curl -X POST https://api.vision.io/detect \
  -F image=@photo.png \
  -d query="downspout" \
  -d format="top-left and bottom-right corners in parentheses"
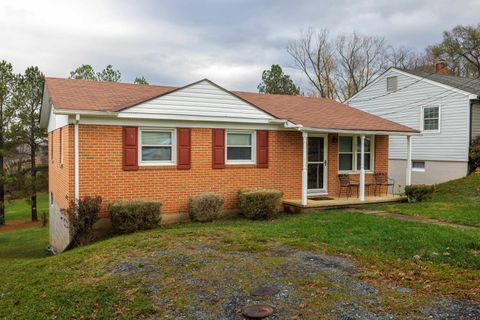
top-left (62, 113), bottom-right (81, 253)
top-left (74, 114), bottom-right (80, 202)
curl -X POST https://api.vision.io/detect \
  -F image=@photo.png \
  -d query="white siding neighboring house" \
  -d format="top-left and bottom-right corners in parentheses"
top-left (347, 65), bottom-right (480, 191)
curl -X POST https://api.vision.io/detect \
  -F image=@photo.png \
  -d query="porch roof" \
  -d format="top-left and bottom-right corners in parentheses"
top-left (43, 77), bottom-right (418, 134)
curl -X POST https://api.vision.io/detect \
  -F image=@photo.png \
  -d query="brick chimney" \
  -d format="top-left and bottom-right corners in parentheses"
top-left (435, 59), bottom-right (448, 75)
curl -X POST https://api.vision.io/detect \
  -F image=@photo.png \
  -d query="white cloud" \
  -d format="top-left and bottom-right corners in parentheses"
top-left (1, 0), bottom-right (479, 91)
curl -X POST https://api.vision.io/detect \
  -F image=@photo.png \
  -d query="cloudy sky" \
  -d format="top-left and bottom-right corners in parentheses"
top-left (1, 0), bottom-right (479, 91)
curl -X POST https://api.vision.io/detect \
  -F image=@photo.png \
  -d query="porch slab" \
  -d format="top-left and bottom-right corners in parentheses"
top-left (283, 194), bottom-right (406, 212)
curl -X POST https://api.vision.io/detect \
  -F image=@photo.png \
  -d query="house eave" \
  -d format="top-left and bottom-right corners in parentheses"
top-left (298, 126), bottom-right (420, 136)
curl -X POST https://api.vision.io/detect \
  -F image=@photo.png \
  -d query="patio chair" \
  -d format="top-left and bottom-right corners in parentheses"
top-left (373, 173), bottom-right (395, 196)
top-left (338, 174), bottom-right (359, 199)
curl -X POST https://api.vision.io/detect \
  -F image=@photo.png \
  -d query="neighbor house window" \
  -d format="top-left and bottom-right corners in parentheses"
top-left (387, 76), bottom-right (398, 92)
top-left (339, 136), bottom-right (353, 171)
top-left (412, 160), bottom-right (425, 172)
top-left (226, 131), bottom-right (255, 164)
top-left (338, 135), bottom-right (375, 172)
top-left (139, 129), bottom-right (175, 165)
top-left (422, 106), bottom-right (440, 132)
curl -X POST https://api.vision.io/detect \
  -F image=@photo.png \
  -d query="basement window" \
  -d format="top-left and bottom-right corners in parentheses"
top-left (386, 76), bottom-right (397, 92)
top-left (412, 160), bottom-right (425, 172)
top-left (139, 128), bottom-right (176, 165)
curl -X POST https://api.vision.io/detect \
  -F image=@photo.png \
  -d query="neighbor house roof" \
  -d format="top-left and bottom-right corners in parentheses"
top-left (44, 77), bottom-right (417, 133)
top-left (400, 69), bottom-right (480, 96)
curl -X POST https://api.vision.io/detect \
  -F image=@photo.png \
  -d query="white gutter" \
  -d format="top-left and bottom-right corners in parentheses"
top-left (297, 126), bottom-right (420, 136)
top-left (74, 114), bottom-right (80, 202)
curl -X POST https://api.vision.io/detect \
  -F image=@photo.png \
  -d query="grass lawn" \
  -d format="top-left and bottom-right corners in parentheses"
top-left (3, 193), bottom-right (49, 222)
top-left (1, 209), bottom-right (480, 319)
top-left (365, 174), bottom-right (480, 227)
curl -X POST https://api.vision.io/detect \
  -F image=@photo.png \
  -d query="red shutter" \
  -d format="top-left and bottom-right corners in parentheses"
top-left (123, 126), bottom-right (138, 171)
top-left (177, 128), bottom-right (191, 170)
top-left (212, 129), bottom-right (225, 169)
top-left (256, 130), bottom-right (269, 168)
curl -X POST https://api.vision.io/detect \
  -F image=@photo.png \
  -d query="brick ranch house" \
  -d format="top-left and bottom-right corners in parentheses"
top-left (40, 78), bottom-right (418, 252)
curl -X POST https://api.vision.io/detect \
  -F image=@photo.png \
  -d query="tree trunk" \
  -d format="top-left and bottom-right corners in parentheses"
top-left (0, 106), bottom-right (4, 225)
top-left (30, 142), bottom-right (37, 221)
top-left (0, 152), bottom-right (4, 225)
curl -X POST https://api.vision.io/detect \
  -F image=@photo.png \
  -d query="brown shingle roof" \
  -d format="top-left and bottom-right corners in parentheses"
top-left (45, 77), bottom-right (176, 112)
top-left (44, 77), bottom-right (417, 133)
top-left (234, 91), bottom-right (417, 133)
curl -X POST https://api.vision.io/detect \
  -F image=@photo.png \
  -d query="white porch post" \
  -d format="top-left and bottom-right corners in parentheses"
top-left (359, 135), bottom-right (365, 201)
top-left (406, 135), bottom-right (412, 186)
top-left (301, 131), bottom-right (308, 206)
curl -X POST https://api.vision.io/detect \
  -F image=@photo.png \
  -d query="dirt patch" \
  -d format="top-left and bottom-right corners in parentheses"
top-left (110, 237), bottom-right (480, 319)
top-left (0, 220), bottom-right (42, 233)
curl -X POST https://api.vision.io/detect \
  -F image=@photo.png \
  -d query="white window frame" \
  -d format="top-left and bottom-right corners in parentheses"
top-left (138, 127), bottom-right (176, 166)
top-left (225, 130), bottom-right (256, 164)
top-left (412, 160), bottom-right (426, 172)
top-left (421, 105), bottom-right (441, 133)
top-left (338, 135), bottom-right (375, 174)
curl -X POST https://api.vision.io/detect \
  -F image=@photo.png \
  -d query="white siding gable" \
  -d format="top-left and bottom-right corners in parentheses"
top-left (47, 107), bottom-right (69, 133)
top-left (348, 69), bottom-right (471, 162)
top-left (119, 80), bottom-right (275, 123)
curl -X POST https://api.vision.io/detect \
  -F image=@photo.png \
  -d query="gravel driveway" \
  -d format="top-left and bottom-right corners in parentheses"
top-left (111, 236), bottom-right (480, 319)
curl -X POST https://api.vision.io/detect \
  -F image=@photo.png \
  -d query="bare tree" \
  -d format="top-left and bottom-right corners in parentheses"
top-left (336, 33), bottom-right (387, 101)
top-left (287, 28), bottom-right (339, 99)
top-left (386, 46), bottom-right (434, 72)
top-left (288, 28), bottom-right (391, 101)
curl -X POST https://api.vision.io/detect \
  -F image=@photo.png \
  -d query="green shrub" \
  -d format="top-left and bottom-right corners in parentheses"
top-left (108, 201), bottom-right (162, 234)
top-left (68, 196), bottom-right (102, 247)
top-left (189, 192), bottom-right (224, 222)
top-left (237, 188), bottom-right (283, 220)
top-left (405, 185), bottom-right (435, 202)
top-left (470, 136), bottom-right (480, 170)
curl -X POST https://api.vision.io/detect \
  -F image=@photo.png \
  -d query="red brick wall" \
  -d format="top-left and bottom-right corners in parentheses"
top-left (48, 125), bottom-right (74, 210)
top-left (77, 125), bottom-right (303, 214)
top-left (49, 126), bottom-right (390, 214)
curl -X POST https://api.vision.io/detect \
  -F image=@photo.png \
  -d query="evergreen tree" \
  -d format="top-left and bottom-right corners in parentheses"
top-left (258, 64), bottom-right (300, 95)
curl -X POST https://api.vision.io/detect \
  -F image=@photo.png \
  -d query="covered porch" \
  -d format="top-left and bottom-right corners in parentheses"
top-left (284, 194), bottom-right (406, 212)
top-left (292, 128), bottom-right (416, 208)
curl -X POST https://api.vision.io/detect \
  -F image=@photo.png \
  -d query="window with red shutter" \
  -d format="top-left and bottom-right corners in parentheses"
top-left (123, 126), bottom-right (138, 171)
top-left (256, 130), bottom-right (269, 168)
top-left (177, 128), bottom-right (191, 170)
top-left (212, 129), bottom-right (225, 169)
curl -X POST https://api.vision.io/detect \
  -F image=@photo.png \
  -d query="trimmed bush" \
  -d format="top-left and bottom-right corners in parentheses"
top-left (108, 201), bottom-right (162, 234)
top-left (470, 136), bottom-right (480, 170)
top-left (405, 185), bottom-right (435, 202)
top-left (189, 192), bottom-right (224, 222)
top-left (68, 196), bottom-right (102, 247)
top-left (237, 188), bottom-right (283, 220)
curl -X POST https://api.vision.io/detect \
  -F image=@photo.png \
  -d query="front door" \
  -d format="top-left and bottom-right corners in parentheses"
top-left (308, 136), bottom-right (327, 194)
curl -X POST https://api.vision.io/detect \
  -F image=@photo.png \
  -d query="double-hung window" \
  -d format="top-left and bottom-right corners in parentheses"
top-left (356, 136), bottom-right (372, 171)
top-left (226, 131), bottom-right (255, 164)
top-left (338, 136), bottom-right (354, 171)
top-left (422, 105), bottom-right (440, 132)
top-left (338, 135), bottom-right (374, 172)
top-left (139, 129), bottom-right (175, 165)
